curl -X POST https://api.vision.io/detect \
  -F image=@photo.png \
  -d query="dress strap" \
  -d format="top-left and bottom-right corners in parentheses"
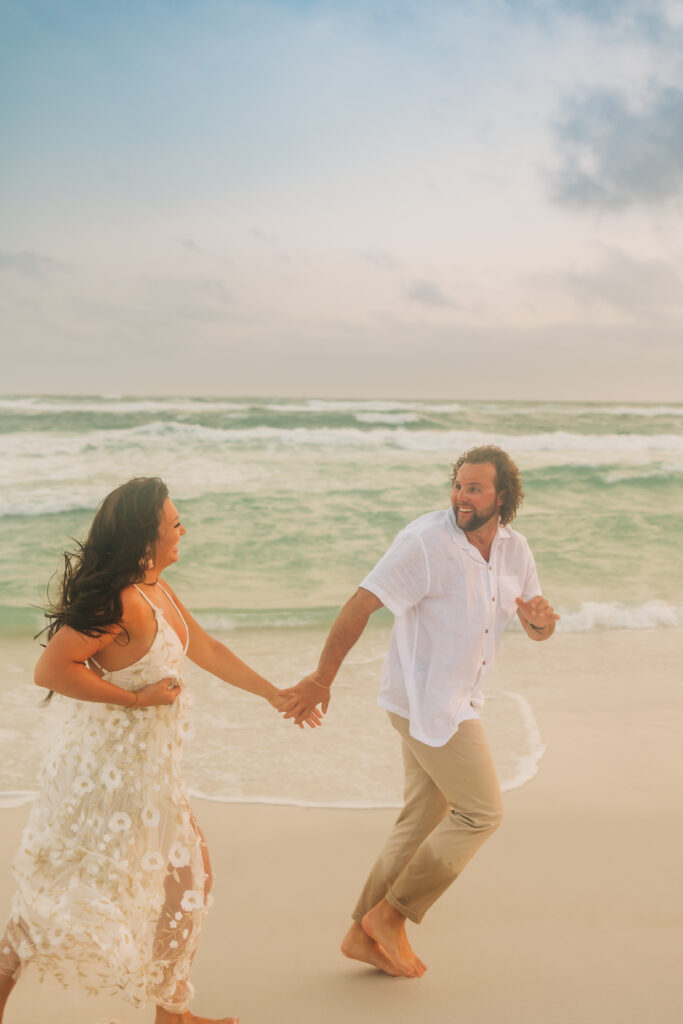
top-left (157, 583), bottom-right (190, 652)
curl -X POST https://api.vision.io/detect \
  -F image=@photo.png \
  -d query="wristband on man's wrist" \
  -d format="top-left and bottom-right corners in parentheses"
top-left (529, 622), bottom-right (547, 633)
top-left (308, 674), bottom-right (331, 690)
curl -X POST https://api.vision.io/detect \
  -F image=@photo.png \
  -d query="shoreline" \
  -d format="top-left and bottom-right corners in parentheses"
top-left (0, 627), bottom-right (679, 810)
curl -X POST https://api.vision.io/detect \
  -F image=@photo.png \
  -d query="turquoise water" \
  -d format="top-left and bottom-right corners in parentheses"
top-left (1, 395), bottom-right (681, 807)
top-left (1, 395), bottom-right (682, 632)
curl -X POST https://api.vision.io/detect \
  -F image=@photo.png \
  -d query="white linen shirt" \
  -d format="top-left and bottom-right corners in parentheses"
top-left (360, 508), bottom-right (541, 747)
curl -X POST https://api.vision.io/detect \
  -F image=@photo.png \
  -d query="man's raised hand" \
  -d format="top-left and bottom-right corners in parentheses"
top-left (515, 595), bottom-right (560, 632)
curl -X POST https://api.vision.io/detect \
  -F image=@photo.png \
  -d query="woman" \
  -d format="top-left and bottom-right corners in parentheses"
top-left (0, 477), bottom-right (317, 1024)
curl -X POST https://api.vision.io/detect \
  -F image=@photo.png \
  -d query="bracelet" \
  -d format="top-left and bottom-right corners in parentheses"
top-left (307, 674), bottom-right (330, 690)
top-left (529, 622), bottom-right (547, 633)
top-left (130, 691), bottom-right (139, 708)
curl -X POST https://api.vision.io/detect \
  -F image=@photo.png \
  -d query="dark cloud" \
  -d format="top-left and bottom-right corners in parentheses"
top-left (0, 250), bottom-right (70, 278)
top-left (406, 279), bottom-right (457, 309)
top-left (550, 86), bottom-right (683, 208)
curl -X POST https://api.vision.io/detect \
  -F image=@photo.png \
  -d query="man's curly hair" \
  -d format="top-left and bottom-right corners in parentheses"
top-left (451, 445), bottom-right (524, 526)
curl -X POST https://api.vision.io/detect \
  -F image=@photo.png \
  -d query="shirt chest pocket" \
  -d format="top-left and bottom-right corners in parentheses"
top-left (496, 574), bottom-right (521, 618)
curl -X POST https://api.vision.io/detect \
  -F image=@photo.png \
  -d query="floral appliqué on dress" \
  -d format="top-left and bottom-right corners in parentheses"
top-left (0, 588), bottom-right (211, 1014)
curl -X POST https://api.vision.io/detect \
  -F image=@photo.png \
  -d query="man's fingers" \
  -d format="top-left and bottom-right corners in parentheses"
top-left (282, 701), bottom-right (323, 725)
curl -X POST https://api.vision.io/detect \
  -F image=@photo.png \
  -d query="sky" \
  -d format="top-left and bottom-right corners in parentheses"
top-left (1, 0), bottom-right (682, 400)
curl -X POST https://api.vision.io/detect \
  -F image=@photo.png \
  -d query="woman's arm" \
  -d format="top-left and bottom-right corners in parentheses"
top-left (34, 624), bottom-right (180, 709)
top-left (162, 584), bottom-right (321, 722)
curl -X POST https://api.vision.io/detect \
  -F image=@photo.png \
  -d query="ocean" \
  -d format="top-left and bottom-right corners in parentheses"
top-left (1, 395), bottom-right (681, 808)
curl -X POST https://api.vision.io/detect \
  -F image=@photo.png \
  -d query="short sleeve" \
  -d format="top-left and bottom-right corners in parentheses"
top-left (521, 541), bottom-right (541, 601)
top-left (360, 529), bottom-right (430, 616)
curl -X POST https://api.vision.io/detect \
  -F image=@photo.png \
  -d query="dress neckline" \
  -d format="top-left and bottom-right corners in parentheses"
top-left (133, 583), bottom-right (190, 654)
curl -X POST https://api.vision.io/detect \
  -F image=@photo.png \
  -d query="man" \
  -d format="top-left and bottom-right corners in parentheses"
top-left (281, 445), bottom-right (559, 979)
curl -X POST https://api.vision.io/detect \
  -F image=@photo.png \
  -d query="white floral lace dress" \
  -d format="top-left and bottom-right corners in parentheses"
top-left (0, 585), bottom-right (211, 1013)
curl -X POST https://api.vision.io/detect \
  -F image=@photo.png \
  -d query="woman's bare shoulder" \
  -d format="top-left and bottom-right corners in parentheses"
top-left (119, 584), bottom-right (152, 624)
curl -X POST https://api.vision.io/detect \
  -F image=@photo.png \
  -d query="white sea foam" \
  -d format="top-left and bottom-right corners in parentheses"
top-left (559, 600), bottom-right (683, 632)
top-left (1, 421), bottom-right (681, 518)
top-left (2, 396), bottom-right (679, 420)
top-left (0, 790), bottom-right (38, 809)
top-left (267, 399), bottom-right (462, 414)
top-left (602, 464), bottom-right (683, 484)
top-left (3, 421), bottom-right (683, 460)
top-left (0, 397), bottom-right (247, 415)
top-left (486, 689), bottom-right (546, 793)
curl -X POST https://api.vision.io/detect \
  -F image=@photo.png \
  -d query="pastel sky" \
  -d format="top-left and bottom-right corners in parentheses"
top-left (2, 0), bottom-right (682, 399)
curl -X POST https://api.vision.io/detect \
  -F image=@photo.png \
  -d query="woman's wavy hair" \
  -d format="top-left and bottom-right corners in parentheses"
top-left (44, 477), bottom-right (169, 643)
top-left (451, 445), bottom-right (524, 526)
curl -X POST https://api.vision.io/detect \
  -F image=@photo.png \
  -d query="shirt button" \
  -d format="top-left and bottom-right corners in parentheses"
top-left (482, 660), bottom-right (486, 665)
top-left (492, 597), bottom-right (495, 602)
top-left (485, 629), bottom-right (489, 634)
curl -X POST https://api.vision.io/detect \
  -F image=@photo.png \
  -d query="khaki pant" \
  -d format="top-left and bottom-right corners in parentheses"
top-left (352, 712), bottom-right (504, 924)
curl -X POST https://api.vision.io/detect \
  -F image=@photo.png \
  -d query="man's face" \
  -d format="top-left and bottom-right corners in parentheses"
top-left (451, 461), bottom-right (503, 533)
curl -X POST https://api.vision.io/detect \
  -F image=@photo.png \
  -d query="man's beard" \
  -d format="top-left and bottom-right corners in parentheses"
top-left (455, 502), bottom-right (500, 532)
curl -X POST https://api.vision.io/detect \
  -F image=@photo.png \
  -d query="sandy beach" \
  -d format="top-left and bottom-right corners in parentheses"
top-left (1, 628), bottom-right (681, 1024)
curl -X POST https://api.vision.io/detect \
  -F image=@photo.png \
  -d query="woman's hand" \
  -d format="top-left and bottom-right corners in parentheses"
top-left (134, 677), bottom-right (183, 707)
top-left (270, 689), bottom-right (323, 729)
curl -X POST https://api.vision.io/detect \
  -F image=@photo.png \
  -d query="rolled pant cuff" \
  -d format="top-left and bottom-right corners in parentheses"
top-left (385, 889), bottom-right (423, 924)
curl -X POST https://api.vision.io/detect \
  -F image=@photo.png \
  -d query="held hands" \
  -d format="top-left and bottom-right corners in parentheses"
top-left (278, 674), bottom-right (331, 728)
top-left (270, 687), bottom-right (323, 729)
top-left (133, 676), bottom-right (182, 707)
top-left (515, 596), bottom-right (560, 633)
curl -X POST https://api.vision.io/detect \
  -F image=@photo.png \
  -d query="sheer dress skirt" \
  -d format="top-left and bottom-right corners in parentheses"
top-left (0, 687), bottom-right (211, 1013)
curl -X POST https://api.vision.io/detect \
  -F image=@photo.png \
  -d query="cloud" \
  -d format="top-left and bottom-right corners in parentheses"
top-left (406, 279), bottom-right (457, 309)
top-left (515, 0), bottom-right (682, 37)
top-left (251, 227), bottom-right (277, 243)
top-left (0, 250), bottom-right (70, 278)
top-left (131, 276), bottom-right (237, 325)
top-left (533, 248), bottom-right (683, 319)
top-left (354, 247), bottom-right (402, 271)
top-left (549, 86), bottom-right (683, 208)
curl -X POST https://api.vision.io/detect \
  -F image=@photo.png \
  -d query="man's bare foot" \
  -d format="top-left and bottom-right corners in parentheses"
top-left (154, 1010), bottom-right (239, 1024)
top-left (341, 922), bottom-right (404, 976)
top-left (361, 900), bottom-right (427, 978)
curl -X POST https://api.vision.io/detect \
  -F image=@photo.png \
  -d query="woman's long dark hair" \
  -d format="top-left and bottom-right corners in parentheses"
top-left (45, 477), bottom-right (169, 643)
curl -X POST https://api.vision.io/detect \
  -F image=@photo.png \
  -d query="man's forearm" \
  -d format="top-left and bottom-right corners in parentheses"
top-left (314, 588), bottom-right (382, 685)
